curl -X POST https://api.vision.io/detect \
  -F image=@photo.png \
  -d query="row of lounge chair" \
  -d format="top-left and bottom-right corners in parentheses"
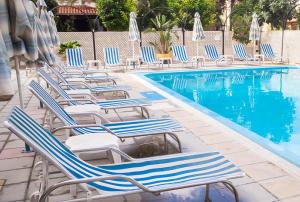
top-left (4, 62), bottom-right (245, 201)
top-left (65, 43), bottom-right (281, 70)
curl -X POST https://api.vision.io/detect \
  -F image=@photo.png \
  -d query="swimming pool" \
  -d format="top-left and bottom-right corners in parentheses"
top-left (142, 67), bottom-right (300, 167)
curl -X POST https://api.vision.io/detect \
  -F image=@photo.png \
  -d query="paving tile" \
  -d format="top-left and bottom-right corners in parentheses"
top-left (0, 182), bottom-right (27, 201)
top-left (0, 134), bottom-right (9, 142)
top-left (282, 195), bottom-right (300, 202)
top-left (199, 133), bottom-right (234, 145)
top-left (0, 157), bottom-right (34, 171)
top-left (225, 150), bottom-right (266, 166)
top-left (0, 179), bottom-right (5, 186)
top-left (4, 140), bottom-right (25, 149)
top-left (237, 183), bottom-right (278, 202)
top-left (261, 176), bottom-right (300, 199)
top-left (241, 162), bottom-right (287, 181)
top-left (0, 168), bottom-right (31, 185)
top-left (0, 148), bottom-right (35, 160)
top-left (210, 141), bottom-right (249, 154)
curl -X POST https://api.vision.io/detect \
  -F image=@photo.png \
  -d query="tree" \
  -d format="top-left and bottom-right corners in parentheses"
top-left (258, 0), bottom-right (298, 29)
top-left (167, 0), bottom-right (216, 30)
top-left (230, 0), bottom-right (259, 44)
top-left (96, 0), bottom-right (137, 31)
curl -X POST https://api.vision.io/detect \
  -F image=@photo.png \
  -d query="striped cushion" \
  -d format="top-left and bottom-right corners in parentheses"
top-left (233, 44), bottom-right (249, 60)
top-left (66, 48), bottom-right (84, 67)
top-left (172, 45), bottom-right (189, 62)
top-left (204, 45), bottom-right (220, 61)
top-left (38, 69), bottom-right (148, 109)
top-left (141, 46), bottom-right (158, 63)
top-left (104, 48), bottom-right (121, 65)
top-left (261, 43), bottom-right (276, 59)
top-left (8, 106), bottom-right (243, 193)
top-left (29, 81), bottom-right (182, 138)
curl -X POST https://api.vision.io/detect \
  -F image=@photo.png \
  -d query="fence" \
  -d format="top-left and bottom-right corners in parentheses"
top-left (58, 31), bottom-right (300, 63)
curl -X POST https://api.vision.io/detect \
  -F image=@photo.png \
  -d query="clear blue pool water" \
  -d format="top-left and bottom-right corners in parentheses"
top-left (143, 67), bottom-right (300, 167)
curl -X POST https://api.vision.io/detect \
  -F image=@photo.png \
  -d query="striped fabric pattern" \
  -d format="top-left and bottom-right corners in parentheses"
top-left (104, 48), bottom-right (121, 66)
top-left (37, 69), bottom-right (149, 108)
top-left (141, 46), bottom-right (158, 64)
top-left (260, 44), bottom-right (276, 60)
top-left (128, 12), bottom-right (140, 41)
top-left (192, 12), bottom-right (205, 41)
top-left (172, 45), bottom-right (189, 63)
top-left (8, 106), bottom-right (243, 193)
top-left (29, 81), bottom-right (182, 137)
top-left (204, 45), bottom-right (220, 61)
top-left (249, 13), bottom-right (260, 41)
top-left (47, 67), bottom-right (131, 93)
top-left (66, 48), bottom-right (84, 67)
top-left (233, 44), bottom-right (251, 60)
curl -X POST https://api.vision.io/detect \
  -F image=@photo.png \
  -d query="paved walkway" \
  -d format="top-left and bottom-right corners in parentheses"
top-left (0, 67), bottom-right (300, 202)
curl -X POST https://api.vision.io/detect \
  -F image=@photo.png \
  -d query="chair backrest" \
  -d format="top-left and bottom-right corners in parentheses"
top-left (29, 80), bottom-right (79, 126)
top-left (5, 106), bottom-right (107, 183)
top-left (260, 43), bottom-right (275, 59)
top-left (233, 44), bottom-right (249, 59)
top-left (140, 46), bottom-right (157, 63)
top-left (204, 44), bottom-right (220, 61)
top-left (172, 45), bottom-right (189, 62)
top-left (37, 69), bottom-right (76, 105)
top-left (103, 48), bottom-right (121, 65)
top-left (66, 48), bottom-right (84, 67)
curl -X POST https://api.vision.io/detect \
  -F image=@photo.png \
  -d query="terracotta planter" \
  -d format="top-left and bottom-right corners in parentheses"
top-left (156, 53), bottom-right (172, 59)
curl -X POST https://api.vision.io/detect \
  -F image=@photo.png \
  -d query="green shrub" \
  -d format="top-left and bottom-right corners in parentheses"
top-left (58, 41), bottom-right (81, 55)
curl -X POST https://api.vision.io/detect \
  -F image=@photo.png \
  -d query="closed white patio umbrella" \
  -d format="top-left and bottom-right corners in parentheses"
top-left (192, 12), bottom-right (205, 58)
top-left (48, 11), bottom-right (60, 47)
top-left (128, 12), bottom-right (140, 60)
top-left (249, 13), bottom-right (260, 56)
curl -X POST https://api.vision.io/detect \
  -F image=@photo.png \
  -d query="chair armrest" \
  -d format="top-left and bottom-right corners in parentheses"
top-left (67, 112), bottom-right (111, 123)
top-left (40, 175), bottom-right (152, 202)
top-left (57, 99), bottom-right (97, 105)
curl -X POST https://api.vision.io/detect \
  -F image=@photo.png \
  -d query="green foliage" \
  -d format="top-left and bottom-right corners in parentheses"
top-left (147, 15), bottom-right (177, 54)
top-left (96, 0), bottom-right (137, 31)
top-left (55, 16), bottom-right (76, 32)
top-left (258, 0), bottom-right (298, 29)
top-left (231, 0), bottom-right (259, 44)
top-left (167, 0), bottom-right (216, 30)
top-left (232, 15), bottom-right (252, 44)
top-left (58, 41), bottom-right (81, 55)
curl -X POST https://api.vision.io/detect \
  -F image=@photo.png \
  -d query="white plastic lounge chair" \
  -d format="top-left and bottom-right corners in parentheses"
top-left (140, 46), bottom-right (163, 68)
top-left (172, 45), bottom-right (202, 67)
top-left (44, 67), bottom-right (131, 98)
top-left (5, 106), bottom-right (243, 202)
top-left (103, 47), bottom-right (124, 69)
top-left (260, 43), bottom-right (283, 63)
top-left (66, 47), bottom-right (102, 69)
top-left (37, 70), bottom-right (151, 118)
top-left (56, 62), bottom-right (111, 77)
top-left (204, 44), bottom-right (233, 65)
top-left (233, 44), bottom-right (260, 63)
top-left (29, 81), bottom-right (183, 152)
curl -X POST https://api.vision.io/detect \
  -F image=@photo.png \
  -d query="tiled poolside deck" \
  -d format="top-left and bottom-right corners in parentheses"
top-left (1, 66), bottom-right (300, 202)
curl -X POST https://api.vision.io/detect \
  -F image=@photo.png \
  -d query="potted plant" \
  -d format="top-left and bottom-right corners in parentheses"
top-left (147, 15), bottom-right (178, 59)
top-left (58, 41), bottom-right (81, 61)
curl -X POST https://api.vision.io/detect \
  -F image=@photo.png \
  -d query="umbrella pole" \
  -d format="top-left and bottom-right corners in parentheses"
top-left (15, 57), bottom-right (31, 152)
top-left (196, 40), bottom-right (199, 68)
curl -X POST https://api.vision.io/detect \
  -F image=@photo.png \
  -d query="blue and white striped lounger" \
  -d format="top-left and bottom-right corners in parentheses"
top-left (140, 46), bottom-right (162, 68)
top-left (5, 106), bottom-right (244, 202)
top-left (172, 45), bottom-right (200, 67)
top-left (36, 71), bottom-right (151, 118)
top-left (260, 43), bottom-right (282, 62)
top-left (29, 81), bottom-right (183, 151)
top-left (204, 44), bottom-right (233, 65)
top-left (103, 48), bottom-right (122, 67)
top-left (47, 63), bottom-right (116, 84)
top-left (44, 68), bottom-right (131, 97)
top-left (66, 47), bottom-right (84, 67)
top-left (233, 44), bottom-right (257, 62)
